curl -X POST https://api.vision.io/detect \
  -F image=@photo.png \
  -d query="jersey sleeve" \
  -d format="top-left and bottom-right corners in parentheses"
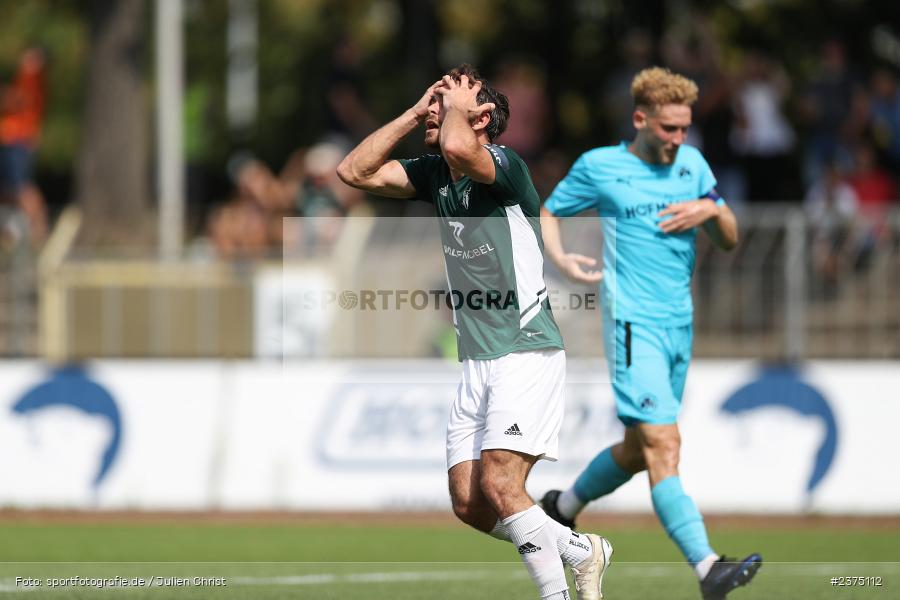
top-left (397, 155), bottom-right (439, 203)
top-left (484, 144), bottom-right (531, 206)
top-left (695, 151), bottom-right (718, 199)
top-left (543, 153), bottom-right (600, 216)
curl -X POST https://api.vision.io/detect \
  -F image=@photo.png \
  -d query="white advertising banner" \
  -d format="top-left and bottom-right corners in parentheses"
top-left (0, 360), bottom-right (896, 513)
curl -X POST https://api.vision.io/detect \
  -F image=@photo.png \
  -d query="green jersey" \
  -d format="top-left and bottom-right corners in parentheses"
top-left (399, 144), bottom-right (564, 361)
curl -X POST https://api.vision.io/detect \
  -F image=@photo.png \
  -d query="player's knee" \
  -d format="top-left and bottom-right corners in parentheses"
top-left (641, 435), bottom-right (680, 472)
top-left (479, 471), bottom-right (521, 512)
top-left (451, 496), bottom-right (480, 527)
top-left (478, 474), bottom-right (505, 507)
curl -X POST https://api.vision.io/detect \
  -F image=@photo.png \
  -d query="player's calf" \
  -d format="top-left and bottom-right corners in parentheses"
top-left (448, 460), bottom-right (498, 532)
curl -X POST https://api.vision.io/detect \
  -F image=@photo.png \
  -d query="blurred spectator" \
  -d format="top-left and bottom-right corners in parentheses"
top-left (0, 46), bottom-right (48, 247)
top-left (207, 153), bottom-right (290, 259)
top-left (847, 141), bottom-right (896, 258)
top-left (281, 139), bottom-right (367, 246)
top-left (296, 141), bottom-right (363, 218)
top-left (804, 162), bottom-right (859, 288)
top-left (868, 67), bottom-right (900, 172)
top-left (731, 51), bottom-right (796, 202)
top-left (206, 194), bottom-right (269, 259)
top-left (291, 140), bottom-right (365, 252)
top-left (798, 40), bottom-right (863, 187)
top-left (205, 140), bottom-right (368, 260)
top-left (492, 58), bottom-right (551, 162)
top-left (848, 141), bottom-right (897, 214)
top-left (665, 18), bottom-right (746, 206)
top-left (324, 37), bottom-right (377, 145)
top-left (602, 29), bottom-right (654, 142)
top-left (532, 148), bottom-right (571, 201)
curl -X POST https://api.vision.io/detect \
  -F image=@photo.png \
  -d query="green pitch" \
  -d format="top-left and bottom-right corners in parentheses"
top-left (0, 518), bottom-right (897, 599)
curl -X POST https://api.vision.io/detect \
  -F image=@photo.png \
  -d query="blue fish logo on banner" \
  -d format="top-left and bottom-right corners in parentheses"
top-left (12, 366), bottom-right (122, 488)
top-left (721, 365), bottom-right (836, 494)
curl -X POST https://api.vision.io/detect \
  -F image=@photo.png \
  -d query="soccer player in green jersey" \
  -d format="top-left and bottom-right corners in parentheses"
top-left (338, 64), bottom-right (612, 600)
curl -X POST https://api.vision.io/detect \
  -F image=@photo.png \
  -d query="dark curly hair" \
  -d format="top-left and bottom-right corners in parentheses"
top-left (447, 63), bottom-right (509, 142)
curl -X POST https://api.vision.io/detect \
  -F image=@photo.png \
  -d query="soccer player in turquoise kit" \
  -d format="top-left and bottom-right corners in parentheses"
top-left (338, 64), bottom-right (612, 600)
top-left (539, 67), bottom-right (762, 599)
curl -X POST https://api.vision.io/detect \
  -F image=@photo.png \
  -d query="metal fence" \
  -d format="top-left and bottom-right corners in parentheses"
top-left (3, 205), bottom-right (898, 360)
top-left (692, 206), bottom-right (900, 359)
top-left (0, 207), bottom-right (37, 357)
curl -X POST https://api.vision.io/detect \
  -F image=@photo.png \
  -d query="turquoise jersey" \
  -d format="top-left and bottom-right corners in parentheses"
top-left (544, 142), bottom-right (717, 327)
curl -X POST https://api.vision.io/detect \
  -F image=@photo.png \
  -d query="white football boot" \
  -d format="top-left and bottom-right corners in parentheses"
top-left (571, 533), bottom-right (613, 600)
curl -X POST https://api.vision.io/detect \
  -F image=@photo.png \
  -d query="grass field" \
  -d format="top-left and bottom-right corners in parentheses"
top-left (0, 513), bottom-right (898, 599)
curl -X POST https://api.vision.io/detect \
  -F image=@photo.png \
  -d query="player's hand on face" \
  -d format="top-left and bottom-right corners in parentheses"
top-left (658, 199), bottom-right (718, 234)
top-left (434, 75), bottom-right (495, 118)
top-left (411, 80), bottom-right (446, 123)
top-left (558, 253), bottom-right (603, 285)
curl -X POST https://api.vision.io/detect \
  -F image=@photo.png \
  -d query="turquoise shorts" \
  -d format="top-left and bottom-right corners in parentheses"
top-left (602, 314), bottom-right (693, 426)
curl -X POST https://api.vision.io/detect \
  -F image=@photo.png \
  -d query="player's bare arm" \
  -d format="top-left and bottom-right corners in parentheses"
top-left (434, 74), bottom-right (496, 184)
top-left (658, 199), bottom-right (739, 250)
top-left (540, 205), bottom-right (603, 284)
top-left (336, 80), bottom-right (444, 197)
top-left (700, 201), bottom-right (738, 250)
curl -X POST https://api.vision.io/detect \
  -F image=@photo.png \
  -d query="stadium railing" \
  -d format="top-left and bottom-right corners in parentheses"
top-left (18, 205), bottom-right (900, 361)
top-left (0, 205), bottom-right (37, 357)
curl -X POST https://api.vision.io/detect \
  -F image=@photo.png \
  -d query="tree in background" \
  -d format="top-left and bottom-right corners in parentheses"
top-left (74, 0), bottom-right (148, 245)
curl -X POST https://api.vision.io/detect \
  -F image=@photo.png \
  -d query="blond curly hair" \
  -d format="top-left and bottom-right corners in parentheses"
top-left (631, 67), bottom-right (698, 109)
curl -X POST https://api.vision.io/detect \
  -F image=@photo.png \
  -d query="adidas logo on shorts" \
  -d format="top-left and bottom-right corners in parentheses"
top-left (504, 423), bottom-right (523, 436)
top-left (517, 542), bottom-right (541, 554)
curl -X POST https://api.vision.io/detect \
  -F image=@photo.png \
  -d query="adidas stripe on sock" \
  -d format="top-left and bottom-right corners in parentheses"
top-left (503, 505), bottom-right (570, 599)
top-left (491, 518), bottom-right (592, 566)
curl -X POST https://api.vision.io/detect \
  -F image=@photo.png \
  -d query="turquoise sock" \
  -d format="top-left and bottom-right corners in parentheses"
top-left (573, 446), bottom-right (633, 502)
top-left (651, 476), bottom-right (715, 565)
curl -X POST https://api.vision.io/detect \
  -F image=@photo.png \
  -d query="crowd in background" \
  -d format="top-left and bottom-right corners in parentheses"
top-left (196, 27), bottom-right (900, 263)
top-left (0, 46), bottom-right (48, 251)
top-left (200, 140), bottom-right (364, 259)
top-left (1, 23), bottom-right (898, 262)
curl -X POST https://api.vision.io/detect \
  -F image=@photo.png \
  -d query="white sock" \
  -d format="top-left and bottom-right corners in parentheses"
top-left (543, 518), bottom-right (594, 566)
top-left (560, 530), bottom-right (595, 566)
top-left (490, 518), bottom-right (591, 567)
top-left (489, 519), bottom-right (511, 542)
top-left (695, 553), bottom-right (720, 580)
top-left (557, 487), bottom-right (586, 520)
top-left (503, 505), bottom-right (570, 599)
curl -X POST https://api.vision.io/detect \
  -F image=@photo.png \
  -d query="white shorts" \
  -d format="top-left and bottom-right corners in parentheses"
top-left (446, 348), bottom-right (566, 469)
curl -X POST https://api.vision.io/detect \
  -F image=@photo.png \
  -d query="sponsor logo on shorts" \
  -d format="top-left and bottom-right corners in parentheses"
top-left (504, 423), bottom-right (523, 436)
top-left (639, 394), bottom-right (657, 414)
top-left (517, 542), bottom-right (541, 554)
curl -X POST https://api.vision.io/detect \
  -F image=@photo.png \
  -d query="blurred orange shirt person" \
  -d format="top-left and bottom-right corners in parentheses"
top-left (0, 48), bottom-right (46, 147)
